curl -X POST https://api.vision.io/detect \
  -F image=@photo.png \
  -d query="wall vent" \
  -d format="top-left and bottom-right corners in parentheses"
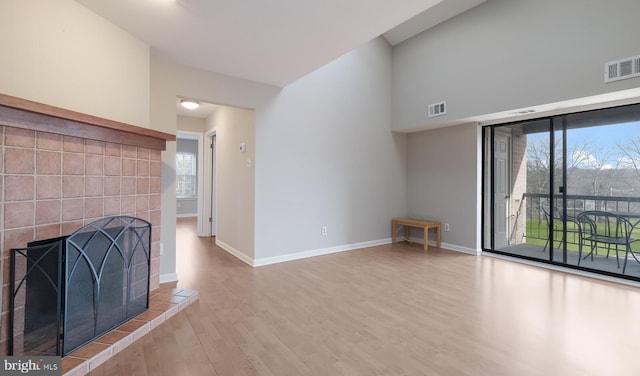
top-left (428, 101), bottom-right (446, 118)
top-left (605, 54), bottom-right (640, 83)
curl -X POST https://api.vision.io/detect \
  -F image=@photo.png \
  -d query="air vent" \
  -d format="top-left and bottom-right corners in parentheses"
top-left (605, 54), bottom-right (640, 83)
top-left (428, 101), bottom-right (446, 118)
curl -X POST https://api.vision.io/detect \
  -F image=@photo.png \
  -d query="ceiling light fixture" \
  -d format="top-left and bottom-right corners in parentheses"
top-left (180, 99), bottom-right (200, 110)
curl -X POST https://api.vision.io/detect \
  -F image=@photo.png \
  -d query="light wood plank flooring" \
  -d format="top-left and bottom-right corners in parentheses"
top-left (90, 217), bottom-right (640, 375)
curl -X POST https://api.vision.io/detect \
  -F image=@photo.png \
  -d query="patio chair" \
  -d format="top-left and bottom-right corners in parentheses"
top-left (576, 210), bottom-right (640, 273)
top-left (542, 206), bottom-right (581, 253)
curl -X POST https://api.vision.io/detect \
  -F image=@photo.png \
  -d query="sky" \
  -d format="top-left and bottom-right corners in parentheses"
top-left (528, 121), bottom-right (640, 169)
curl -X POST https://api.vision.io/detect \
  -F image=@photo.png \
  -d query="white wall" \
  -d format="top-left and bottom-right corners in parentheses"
top-left (255, 37), bottom-right (408, 261)
top-left (406, 124), bottom-right (480, 253)
top-left (150, 56), bottom-right (280, 276)
top-left (0, 0), bottom-right (149, 127)
top-left (150, 38), bottom-right (407, 268)
top-left (392, 0), bottom-right (640, 132)
top-left (205, 107), bottom-right (256, 259)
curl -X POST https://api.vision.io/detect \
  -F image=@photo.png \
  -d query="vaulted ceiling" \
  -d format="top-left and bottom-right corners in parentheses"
top-left (76, 0), bottom-right (484, 87)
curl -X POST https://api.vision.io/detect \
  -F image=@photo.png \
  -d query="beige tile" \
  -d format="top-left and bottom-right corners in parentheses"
top-left (5, 175), bottom-right (34, 201)
top-left (85, 140), bottom-right (105, 155)
top-left (104, 176), bottom-right (120, 196)
top-left (136, 160), bottom-right (149, 176)
top-left (104, 197), bottom-right (121, 216)
top-left (105, 142), bottom-right (121, 157)
top-left (3, 227), bottom-right (35, 250)
top-left (84, 197), bottom-right (104, 218)
top-left (35, 200), bottom-right (61, 225)
top-left (150, 149), bottom-right (161, 161)
top-left (62, 220), bottom-right (83, 235)
top-left (4, 202), bottom-right (34, 228)
top-left (63, 153), bottom-right (84, 175)
top-left (149, 194), bottom-right (161, 210)
top-left (85, 155), bottom-right (104, 175)
top-left (104, 156), bottom-right (121, 176)
top-left (121, 177), bottom-right (136, 195)
top-left (36, 150), bottom-right (62, 174)
top-left (136, 178), bottom-right (149, 194)
top-left (121, 196), bottom-right (136, 215)
top-left (150, 161), bottom-right (161, 177)
top-left (111, 333), bottom-right (133, 355)
top-left (121, 158), bottom-right (136, 177)
top-left (137, 147), bottom-right (150, 160)
top-left (5, 148), bottom-right (35, 174)
top-left (136, 195), bottom-right (149, 212)
top-left (5, 127), bottom-right (35, 147)
top-left (62, 199), bottom-right (84, 221)
top-left (63, 136), bottom-right (84, 153)
top-left (36, 224), bottom-right (62, 239)
top-left (149, 314), bottom-right (166, 330)
top-left (150, 177), bottom-right (161, 194)
top-left (84, 177), bottom-right (103, 197)
top-left (63, 176), bottom-right (84, 198)
top-left (36, 175), bottom-right (62, 199)
top-left (122, 145), bottom-right (137, 158)
top-left (36, 132), bottom-right (63, 151)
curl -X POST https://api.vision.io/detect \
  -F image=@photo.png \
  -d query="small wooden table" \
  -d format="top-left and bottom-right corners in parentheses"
top-left (391, 218), bottom-right (441, 250)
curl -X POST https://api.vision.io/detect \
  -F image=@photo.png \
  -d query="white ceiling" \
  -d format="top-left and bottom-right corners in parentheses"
top-left (176, 98), bottom-right (220, 118)
top-left (75, 0), bottom-right (484, 87)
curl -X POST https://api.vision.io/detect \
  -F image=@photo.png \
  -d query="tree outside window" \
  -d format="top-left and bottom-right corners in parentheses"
top-left (176, 152), bottom-right (197, 198)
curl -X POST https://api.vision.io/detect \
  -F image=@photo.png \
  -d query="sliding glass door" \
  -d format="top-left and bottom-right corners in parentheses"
top-left (484, 103), bottom-right (640, 281)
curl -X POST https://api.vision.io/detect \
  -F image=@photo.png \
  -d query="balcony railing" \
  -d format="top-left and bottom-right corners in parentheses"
top-left (524, 193), bottom-right (640, 246)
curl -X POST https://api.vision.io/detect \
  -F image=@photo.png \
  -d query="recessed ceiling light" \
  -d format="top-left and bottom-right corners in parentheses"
top-left (180, 99), bottom-right (199, 110)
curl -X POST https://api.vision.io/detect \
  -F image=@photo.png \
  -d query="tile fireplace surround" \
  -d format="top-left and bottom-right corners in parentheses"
top-left (0, 93), bottom-right (176, 356)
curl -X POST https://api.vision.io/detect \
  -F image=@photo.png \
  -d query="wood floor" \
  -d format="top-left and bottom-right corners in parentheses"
top-left (90, 217), bottom-right (640, 375)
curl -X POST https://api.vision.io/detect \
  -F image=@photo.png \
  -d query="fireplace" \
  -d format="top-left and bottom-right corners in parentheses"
top-left (9, 216), bottom-right (151, 356)
top-left (0, 94), bottom-right (174, 354)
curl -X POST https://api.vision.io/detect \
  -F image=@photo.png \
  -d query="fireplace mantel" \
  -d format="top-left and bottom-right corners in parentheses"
top-left (0, 93), bottom-right (175, 150)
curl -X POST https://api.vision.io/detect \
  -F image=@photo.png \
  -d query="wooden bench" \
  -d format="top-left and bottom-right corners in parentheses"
top-left (391, 218), bottom-right (441, 251)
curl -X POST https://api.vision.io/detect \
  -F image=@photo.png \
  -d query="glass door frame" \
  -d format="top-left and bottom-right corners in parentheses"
top-left (481, 105), bottom-right (640, 283)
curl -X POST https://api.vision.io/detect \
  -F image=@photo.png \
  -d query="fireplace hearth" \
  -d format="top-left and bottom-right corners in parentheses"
top-left (9, 216), bottom-right (151, 356)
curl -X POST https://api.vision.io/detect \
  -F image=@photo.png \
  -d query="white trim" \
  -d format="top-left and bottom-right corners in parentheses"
top-left (253, 238), bottom-right (392, 267)
top-left (203, 129), bottom-right (217, 237)
top-left (482, 252), bottom-right (640, 288)
top-left (216, 239), bottom-right (254, 266)
top-left (159, 273), bottom-right (178, 284)
top-left (407, 236), bottom-right (481, 255)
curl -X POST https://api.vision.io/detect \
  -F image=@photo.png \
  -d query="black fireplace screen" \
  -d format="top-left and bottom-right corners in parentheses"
top-left (10, 216), bottom-right (151, 356)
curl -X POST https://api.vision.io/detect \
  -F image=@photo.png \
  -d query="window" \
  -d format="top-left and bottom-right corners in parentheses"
top-left (176, 152), bottom-right (197, 198)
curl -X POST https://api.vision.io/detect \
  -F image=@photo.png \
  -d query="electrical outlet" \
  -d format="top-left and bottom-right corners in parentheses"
top-left (321, 226), bottom-right (327, 236)
top-left (444, 223), bottom-right (450, 231)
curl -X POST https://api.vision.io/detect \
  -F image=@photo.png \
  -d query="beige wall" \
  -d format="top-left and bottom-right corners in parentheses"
top-left (392, 0), bottom-right (640, 132)
top-left (0, 0), bottom-right (150, 127)
top-left (205, 107), bottom-right (256, 259)
top-left (406, 123), bottom-right (480, 253)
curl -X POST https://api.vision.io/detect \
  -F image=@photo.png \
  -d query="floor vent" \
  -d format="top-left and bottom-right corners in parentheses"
top-left (428, 101), bottom-right (447, 118)
top-left (605, 54), bottom-right (640, 83)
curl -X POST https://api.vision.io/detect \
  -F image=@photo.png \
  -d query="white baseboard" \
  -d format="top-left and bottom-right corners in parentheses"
top-left (407, 236), bottom-right (481, 256)
top-left (159, 273), bottom-right (178, 284)
top-left (176, 213), bottom-right (197, 218)
top-left (216, 239), bottom-right (254, 266)
top-left (218, 236), bottom-right (481, 269)
top-left (253, 238), bottom-right (392, 267)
